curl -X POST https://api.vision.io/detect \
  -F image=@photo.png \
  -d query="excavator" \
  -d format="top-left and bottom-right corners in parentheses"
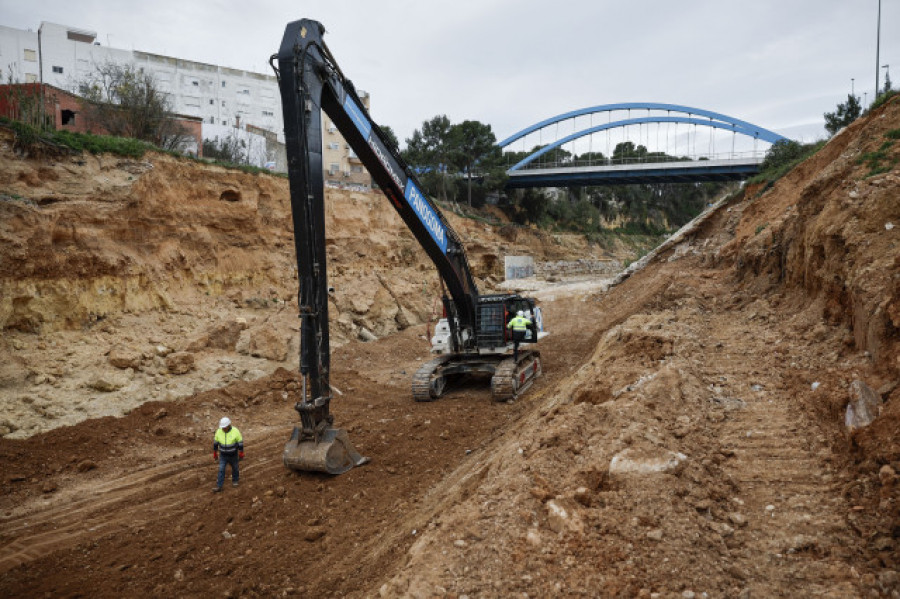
top-left (273, 18), bottom-right (545, 475)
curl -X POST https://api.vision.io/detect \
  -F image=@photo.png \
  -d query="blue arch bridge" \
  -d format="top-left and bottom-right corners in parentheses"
top-left (498, 103), bottom-right (788, 188)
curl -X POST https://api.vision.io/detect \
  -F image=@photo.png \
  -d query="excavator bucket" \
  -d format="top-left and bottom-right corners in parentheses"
top-left (283, 426), bottom-right (369, 474)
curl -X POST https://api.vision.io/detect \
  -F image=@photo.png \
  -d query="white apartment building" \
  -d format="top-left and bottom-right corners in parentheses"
top-left (0, 21), bottom-right (372, 184)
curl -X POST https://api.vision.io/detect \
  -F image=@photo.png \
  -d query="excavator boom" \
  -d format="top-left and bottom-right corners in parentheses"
top-left (274, 19), bottom-right (543, 474)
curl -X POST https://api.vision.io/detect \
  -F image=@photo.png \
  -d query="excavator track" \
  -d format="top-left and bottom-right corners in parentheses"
top-left (491, 351), bottom-right (542, 403)
top-left (412, 355), bottom-right (453, 402)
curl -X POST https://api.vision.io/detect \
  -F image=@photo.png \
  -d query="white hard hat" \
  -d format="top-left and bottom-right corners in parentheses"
top-left (219, 417), bottom-right (231, 429)
top-left (517, 310), bottom-right (524, 317)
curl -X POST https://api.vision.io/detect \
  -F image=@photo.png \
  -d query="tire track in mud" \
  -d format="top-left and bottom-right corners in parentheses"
top-left (700, 309), bottom-right (861, 598)
top-left (0, 431), bottom-right (289, 575)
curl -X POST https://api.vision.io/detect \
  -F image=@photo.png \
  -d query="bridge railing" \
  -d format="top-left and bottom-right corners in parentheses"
top-left (507, 150), bottom-right (766, 171)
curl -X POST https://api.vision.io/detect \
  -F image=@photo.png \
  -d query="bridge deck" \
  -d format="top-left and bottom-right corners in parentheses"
top-left (506, 157), bottom-right (764, 188)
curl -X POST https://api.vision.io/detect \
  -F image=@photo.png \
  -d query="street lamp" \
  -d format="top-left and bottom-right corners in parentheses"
top-left (851, 78), bottom-right (855, 97)
top-left (875, 0), bottom-right (882, 96)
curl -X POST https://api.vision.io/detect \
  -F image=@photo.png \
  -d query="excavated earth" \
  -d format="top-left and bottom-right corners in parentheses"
top-left (1, 97), bottom-right (899, 598)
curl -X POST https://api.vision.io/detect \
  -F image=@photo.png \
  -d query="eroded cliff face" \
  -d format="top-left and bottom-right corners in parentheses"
top-left (721, 98), bottom-right (900, 378)
top-left (0, 131), bottom-right (608, 436)
top-left (0, 134), bottom-right (604, 337)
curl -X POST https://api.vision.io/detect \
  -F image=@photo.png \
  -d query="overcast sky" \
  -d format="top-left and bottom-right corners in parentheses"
top-left (2, 0), bottom-right (897, 145)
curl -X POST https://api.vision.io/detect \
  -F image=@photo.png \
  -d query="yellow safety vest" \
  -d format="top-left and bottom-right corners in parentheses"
top-left (214, 427), bottom-right (243, 454)
top-left (507, 316), bottom-right (531, 332)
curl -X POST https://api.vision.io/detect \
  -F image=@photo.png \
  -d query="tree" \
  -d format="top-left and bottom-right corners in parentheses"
top-left (448, 120), bottom-right (496, 206)
top-left (760, 139), bottom-right (807, 172)
top-left (202, 134), bottom-right (248, 164)
top-left (403, 115), bottom-right (453, 201)
top-left (379, 124), bottom-right (400, 151)
top-left (823, 93), bottom-right (861, 136)
top-left (75, 61), bottom-right (191, 151)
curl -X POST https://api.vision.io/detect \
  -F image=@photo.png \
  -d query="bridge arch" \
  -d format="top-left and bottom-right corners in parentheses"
top-left (498, 103), bottom-right (787, 172)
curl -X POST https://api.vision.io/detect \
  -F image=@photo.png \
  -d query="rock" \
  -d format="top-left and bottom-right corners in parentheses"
top-left (166, 352), bottom-right (195, 375)
top-left (76, 459), bottom-right (97, 472)
top-left (248, 326), bottom-right (289, 361)
top-left (713, 522), bottom-right (735, 538)
top-left (221, 531), bottom-right (233, 539)
top-left (154, 408), bottom-right (168, 420)
top-left (41, 481), bottom-right (57, 494)
top-left (189, 320), bottom-right (249, 352)
top-left (646, 528), bottom-right (664, 541)
top-left (785, 535), bottom-right (817, 553)
top-left (108, 345), bottom-right (142, 370)
top-left (845, 380), bottom-right (882, 431)
top-left (236, 330), bottom-right (251, 355)
top-left (87, 374), bottom-right (126, 392)
top-left (609, 447), bottom-right (688, 476)
top-left (545, 499), bottom-right (583, 535)
top-left (879, 465), bottom-right (897, 487)
top-left (304, 527), bottom-right (326, 542)
top-left (453, 539), bottom-right (468, 548)
top-left (241, 369), bottom-right (266, 381)
top-left (728, 512), bottom-right (747, 528)
top-left (573, 486), bottom-right (592, 507)
top-left (525, 529), bottom-right (542, 547)
top-left (154, 345), bottom-right (173, 357)
top-left (877, 380), bottom-right (898, 397)
top-left (173, 569), bottom-right (184, 581)
top-left (358, 327), bottom-right (378, 342)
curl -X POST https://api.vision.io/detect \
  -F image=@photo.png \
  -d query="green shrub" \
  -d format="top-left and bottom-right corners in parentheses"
top-left (749, 139), bottom-right (824, 187)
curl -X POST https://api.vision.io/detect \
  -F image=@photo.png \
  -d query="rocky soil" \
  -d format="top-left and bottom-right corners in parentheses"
top-left (1, 97), bottom-right (899, 598)
top-left (0, 139), bottom-right (608, 438)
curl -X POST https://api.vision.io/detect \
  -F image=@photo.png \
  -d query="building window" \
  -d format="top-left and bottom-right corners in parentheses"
top-left (209, 99), bottom-right (214, 105)
top-left (61, 110), bottom-right (76, 125)
top-left (209, 117), bottom-right (214, 124)
top-left (222, 120), bottom-right (226, 125)
top-left (52, 66), bottom-right (64, 74)
top-left (328, 142), bottom-right (339, 150)
top-left (192, 80), bottom-right (199, 86)
top-left (329, 163), bottom-right (339, 175)
top-left (222, 100), bottom-right (226, 107)
top-left (25, 73), bottom-right (37, 83)
top-left (221, 81), bottom-right (226, 87)
top-left (24, 49), bottom-right (37, 62)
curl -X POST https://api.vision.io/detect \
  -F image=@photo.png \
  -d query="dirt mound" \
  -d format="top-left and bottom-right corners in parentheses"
top-left (373, 98), bottom-right (900, 597)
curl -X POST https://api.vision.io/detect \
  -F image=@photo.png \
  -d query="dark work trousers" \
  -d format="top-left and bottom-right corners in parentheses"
top-left (512, 329), bottom-right (527, 362)
top-left (217, 453), bottom-right (239, 488)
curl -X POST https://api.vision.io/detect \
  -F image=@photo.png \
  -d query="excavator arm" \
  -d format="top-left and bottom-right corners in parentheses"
top-left (274, 19), bottom-right (481, 473)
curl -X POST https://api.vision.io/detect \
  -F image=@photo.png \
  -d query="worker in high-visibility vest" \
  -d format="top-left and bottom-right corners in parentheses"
top-left (507, 310), bottom-right (532, 362)
top-left (212, 416), bottom-right (244, 493)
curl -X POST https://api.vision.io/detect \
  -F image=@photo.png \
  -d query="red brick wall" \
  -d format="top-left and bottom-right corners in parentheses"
top-left (0, 83), bottom-right (202, 155)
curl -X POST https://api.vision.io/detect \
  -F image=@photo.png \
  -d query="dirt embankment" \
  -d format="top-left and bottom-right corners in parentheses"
top-left (0, 133), bottom-right (610, 438)
top-left (0, 98), bottom-right (899, 598)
